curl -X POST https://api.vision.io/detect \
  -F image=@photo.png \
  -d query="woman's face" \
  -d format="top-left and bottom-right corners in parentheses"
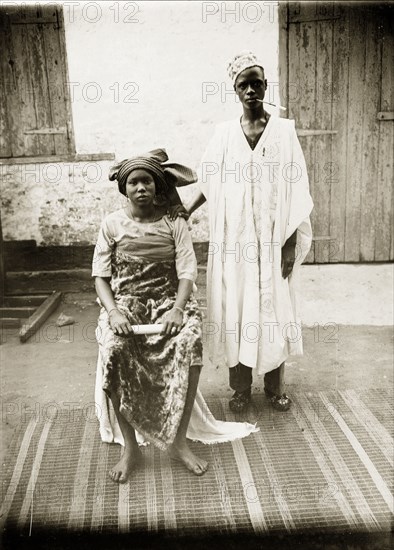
top-left (125, 169), bottom-right (156, 206)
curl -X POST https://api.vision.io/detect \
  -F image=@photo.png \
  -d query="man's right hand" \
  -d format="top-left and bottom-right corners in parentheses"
top-left (167, 204), bottom-right (189, 221)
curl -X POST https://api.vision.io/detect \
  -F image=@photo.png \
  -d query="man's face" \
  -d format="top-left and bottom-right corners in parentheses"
top-left (234, 66), bottom-right (267, 109)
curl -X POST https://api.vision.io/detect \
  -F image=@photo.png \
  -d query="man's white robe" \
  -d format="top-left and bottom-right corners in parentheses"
top-left (198, 116), bottom-right (314, 374)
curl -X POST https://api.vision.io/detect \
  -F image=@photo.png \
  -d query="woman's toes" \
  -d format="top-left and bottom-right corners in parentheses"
top-left (108, 449), bottom-right (141, 483)
top-left (196, 460), bottom-right (208, 475)
top-left (194, 465), bottom-right (207, 476)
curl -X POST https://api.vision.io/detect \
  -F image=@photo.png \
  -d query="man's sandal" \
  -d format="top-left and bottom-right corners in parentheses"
top-left (229, 388), bottom-right (252, 413)
top-left (264, 387), bottom-right (292, 411)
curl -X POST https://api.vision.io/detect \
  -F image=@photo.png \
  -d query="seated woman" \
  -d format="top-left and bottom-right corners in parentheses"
top-left (93, 149), bottom-right (257, 483)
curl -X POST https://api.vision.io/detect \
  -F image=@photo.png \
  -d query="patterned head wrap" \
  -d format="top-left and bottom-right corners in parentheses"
top-left (227, 51), bottom-right (265, 85)
top-left (109, 149), bottom-right (197, 197)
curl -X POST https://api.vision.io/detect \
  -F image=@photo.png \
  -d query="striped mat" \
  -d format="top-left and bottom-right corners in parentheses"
top-left (1, 389), bottom-right (393, 537)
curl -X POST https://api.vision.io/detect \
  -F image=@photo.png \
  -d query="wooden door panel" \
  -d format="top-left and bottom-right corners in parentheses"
top-left (344, 10), bottom-right (366, 261)
top-left (330, 8), bottom-right (349, 263)
top-left (313, 19), bottom-right (333, 263)
top-left (0, 5), bottom-right (72, 158)
top-left (290, 20), bottom-right (317, 263)
top-left (281, 2), bottom-right (393, 262)
top-left (376, 14), bottom-right (394, 261)
top-left (43, 23), bottom-right (70, 155)
top-left (359, 14), bottom-right (383, 262)
top-left (0, 13), bottom-right (12, 158)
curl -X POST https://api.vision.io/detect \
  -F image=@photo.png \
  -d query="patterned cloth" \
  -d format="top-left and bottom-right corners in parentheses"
top-left (93, 212), bottom-right (259, 450)
top-left (95, 238), bottom-right (202, 451)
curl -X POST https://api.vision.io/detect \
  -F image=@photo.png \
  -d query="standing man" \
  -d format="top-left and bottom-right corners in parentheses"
top-left (174, 52), bottom-right (313, 413)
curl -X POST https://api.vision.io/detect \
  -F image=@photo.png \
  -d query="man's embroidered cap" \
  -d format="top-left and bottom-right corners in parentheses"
top-left (227, 51), bottom-right (265, 84)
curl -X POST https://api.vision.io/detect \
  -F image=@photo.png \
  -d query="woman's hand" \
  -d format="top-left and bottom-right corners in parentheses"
top-left (167, 204), bottom-right (189, 221)
top-left (161, 307), bottom-right (183, 336)
top-left (108, 308), bottom-right (133, 336)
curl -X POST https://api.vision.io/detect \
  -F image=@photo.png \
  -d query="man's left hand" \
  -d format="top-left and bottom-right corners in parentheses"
top-left (281, 242), bottom-right (296, 279)
top-left (167, 204), bottom-right (189, 221)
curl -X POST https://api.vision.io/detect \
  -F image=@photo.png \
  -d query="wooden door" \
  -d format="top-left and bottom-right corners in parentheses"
top-left (279, 2), bottom-right (394, 263)
top-left (0, 4), bottom-right (74, 158)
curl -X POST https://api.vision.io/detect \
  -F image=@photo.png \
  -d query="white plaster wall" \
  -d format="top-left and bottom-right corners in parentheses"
top-left (2, 1), bottom-right (279, 245)
top-left (1, 160), bottom-right (123, 244)
top-left (64, 1), bottom-right (279, 160)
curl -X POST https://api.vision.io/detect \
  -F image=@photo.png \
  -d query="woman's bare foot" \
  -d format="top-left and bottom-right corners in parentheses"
top-left (109, 446), bottom-right (142, 483)
top-left (169, 442), bottom-right (208, 476)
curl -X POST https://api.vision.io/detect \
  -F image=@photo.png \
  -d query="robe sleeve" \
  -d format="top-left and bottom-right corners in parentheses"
top-left (284, 121), bottom-right (314, 263)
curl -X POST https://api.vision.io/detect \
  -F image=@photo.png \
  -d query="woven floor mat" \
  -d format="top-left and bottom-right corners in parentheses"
top-left (1, 389), bottom-right (393, 536)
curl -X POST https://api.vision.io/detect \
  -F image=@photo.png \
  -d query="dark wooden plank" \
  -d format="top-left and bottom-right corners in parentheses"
top-left (0, 318), bottom-right (21, 328)
top-left (375, 12), bottom-right (394, 261)
top-left (7, 269), bottom-right (94, 294)
top-left (6, 289), bottom-right (57, 296)
top-left (330, 5), bottom-right (349, 263)
top-left (3, 244), bottom-right (95, 271)
top-left (19, 291), bottom-right (62, 342)
top-left (3, 239), bottom-right (36, 250)
top-left (313, 18), bottom-right (333, 263)
top-left (4, 243), bottom-right (209, 271)
top-left (344, 10), bottom-right (367, 261)
top-left (4, 295), bottom-right (48, 307)
top-left (359, 13), bottom-right (382, 261)
top-left (0, 307), bottom-right (36, 318)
